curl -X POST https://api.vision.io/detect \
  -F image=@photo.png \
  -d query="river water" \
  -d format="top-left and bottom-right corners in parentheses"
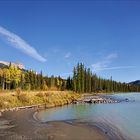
top-left (37, 93), bottom-right (140, 140)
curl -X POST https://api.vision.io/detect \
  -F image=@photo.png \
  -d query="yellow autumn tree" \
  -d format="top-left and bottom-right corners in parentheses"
top-left (9, 65), bottom-right (22, 87)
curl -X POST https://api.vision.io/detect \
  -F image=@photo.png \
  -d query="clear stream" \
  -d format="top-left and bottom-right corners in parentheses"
top-left (37, 93), bottom-right (140, 140)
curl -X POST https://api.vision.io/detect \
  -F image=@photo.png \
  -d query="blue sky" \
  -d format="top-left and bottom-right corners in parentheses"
top-left (0, 0), bottom-right (140, 82)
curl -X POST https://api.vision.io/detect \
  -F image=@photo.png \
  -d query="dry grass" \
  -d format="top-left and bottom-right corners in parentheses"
top-left (0, 90), bottom-right (81, 110)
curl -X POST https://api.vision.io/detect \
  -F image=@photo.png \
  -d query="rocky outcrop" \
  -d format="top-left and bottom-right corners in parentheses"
top-left (73, 95), bottom-right (125, 104)
top-left (0, 61), bottom-right (25, 69)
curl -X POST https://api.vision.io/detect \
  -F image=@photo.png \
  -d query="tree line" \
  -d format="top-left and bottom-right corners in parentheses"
top-left (0, 63), bottom-right (140, 93)
top-left (0, 65), bottom-right (66, 91)
top-left (66, 63), bottom-right (140, 93)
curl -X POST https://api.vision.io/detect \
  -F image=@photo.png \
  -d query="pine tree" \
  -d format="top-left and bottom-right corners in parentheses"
top-left (77, 63), bottom-right (81, 92)
top-left (66, 76), bottom-right (72, 90)
top-left (73, 66), bottom-right (77, 92)
top-left (80, 63), bottom-right (85, 93)
top-left (87, 68), bottom-right (91, 93)
top-left (84, 68), bottom-right (87, 93)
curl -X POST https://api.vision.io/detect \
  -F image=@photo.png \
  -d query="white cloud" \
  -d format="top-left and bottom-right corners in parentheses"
top-left (92, 53), bottom-right (134, 72)
top-left (0, 26), bottom-right (46, 62)
top-left (60, 72), bottom-right (72, 77)
top-left (65, 52), bottom-right (71, 58)
top-left (97, 66), bottom-right (135, 71)
top-left (92, 53), bottom-right (118, 71)
top-left (105, 53), bottom-right (118, 59)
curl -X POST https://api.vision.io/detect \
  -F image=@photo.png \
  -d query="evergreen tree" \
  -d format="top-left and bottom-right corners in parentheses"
top-left (73, 66), bottom-right (77, 92)
top-left (80, 63), bottom-right (85, 93)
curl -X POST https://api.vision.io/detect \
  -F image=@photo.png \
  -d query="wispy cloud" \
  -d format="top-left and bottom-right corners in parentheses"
top-left (92, 53), bottom-right (118, 71)
top-left (0, 26), bottom-right (46, 62)
top-left (65, 52), bottom-right (71, 58)
top-left (60, 72), bottom-right (72, 77)
top-left (105, 53), bottom-right (118, 59)
top-left (92, 53), bottom-right (134, 71)
top-left (97, 66), bottom-right (135, 71)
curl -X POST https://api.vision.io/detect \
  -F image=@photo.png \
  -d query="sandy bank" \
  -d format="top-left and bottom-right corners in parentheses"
top-left (0, 109), bottom-right (111, 140)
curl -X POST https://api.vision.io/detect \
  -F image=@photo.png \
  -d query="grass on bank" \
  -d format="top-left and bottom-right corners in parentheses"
top-left (0, 90), bottom-right (81, 110)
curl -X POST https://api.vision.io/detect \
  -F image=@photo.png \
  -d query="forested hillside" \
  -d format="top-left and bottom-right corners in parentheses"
top-left (129, 80), bottom-right (140, 87)
top-left (0, 62), bottom-right (139, 93)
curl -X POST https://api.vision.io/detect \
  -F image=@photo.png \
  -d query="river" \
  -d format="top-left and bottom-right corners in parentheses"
top-left (37, 93), bottom-right (140, 140)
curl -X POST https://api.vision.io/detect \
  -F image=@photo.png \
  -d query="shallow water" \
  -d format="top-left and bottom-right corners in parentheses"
top-left (37, 93), bottom-right (140, 140)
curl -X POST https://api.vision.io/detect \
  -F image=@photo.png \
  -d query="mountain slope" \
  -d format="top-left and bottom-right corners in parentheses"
top-left (129, 80), bottom-right (140, 86)
top-left (0, 61), bottom-right (25, 70)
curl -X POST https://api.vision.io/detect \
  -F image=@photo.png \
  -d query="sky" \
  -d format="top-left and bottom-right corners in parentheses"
top-left (0, 0), bottom-right (140, 82)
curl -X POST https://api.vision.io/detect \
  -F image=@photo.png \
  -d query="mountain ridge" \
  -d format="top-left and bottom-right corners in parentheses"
top-left (0, 61), bottom-right (25, 70)
top-left (129, 80), bottom-right (140, 86)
